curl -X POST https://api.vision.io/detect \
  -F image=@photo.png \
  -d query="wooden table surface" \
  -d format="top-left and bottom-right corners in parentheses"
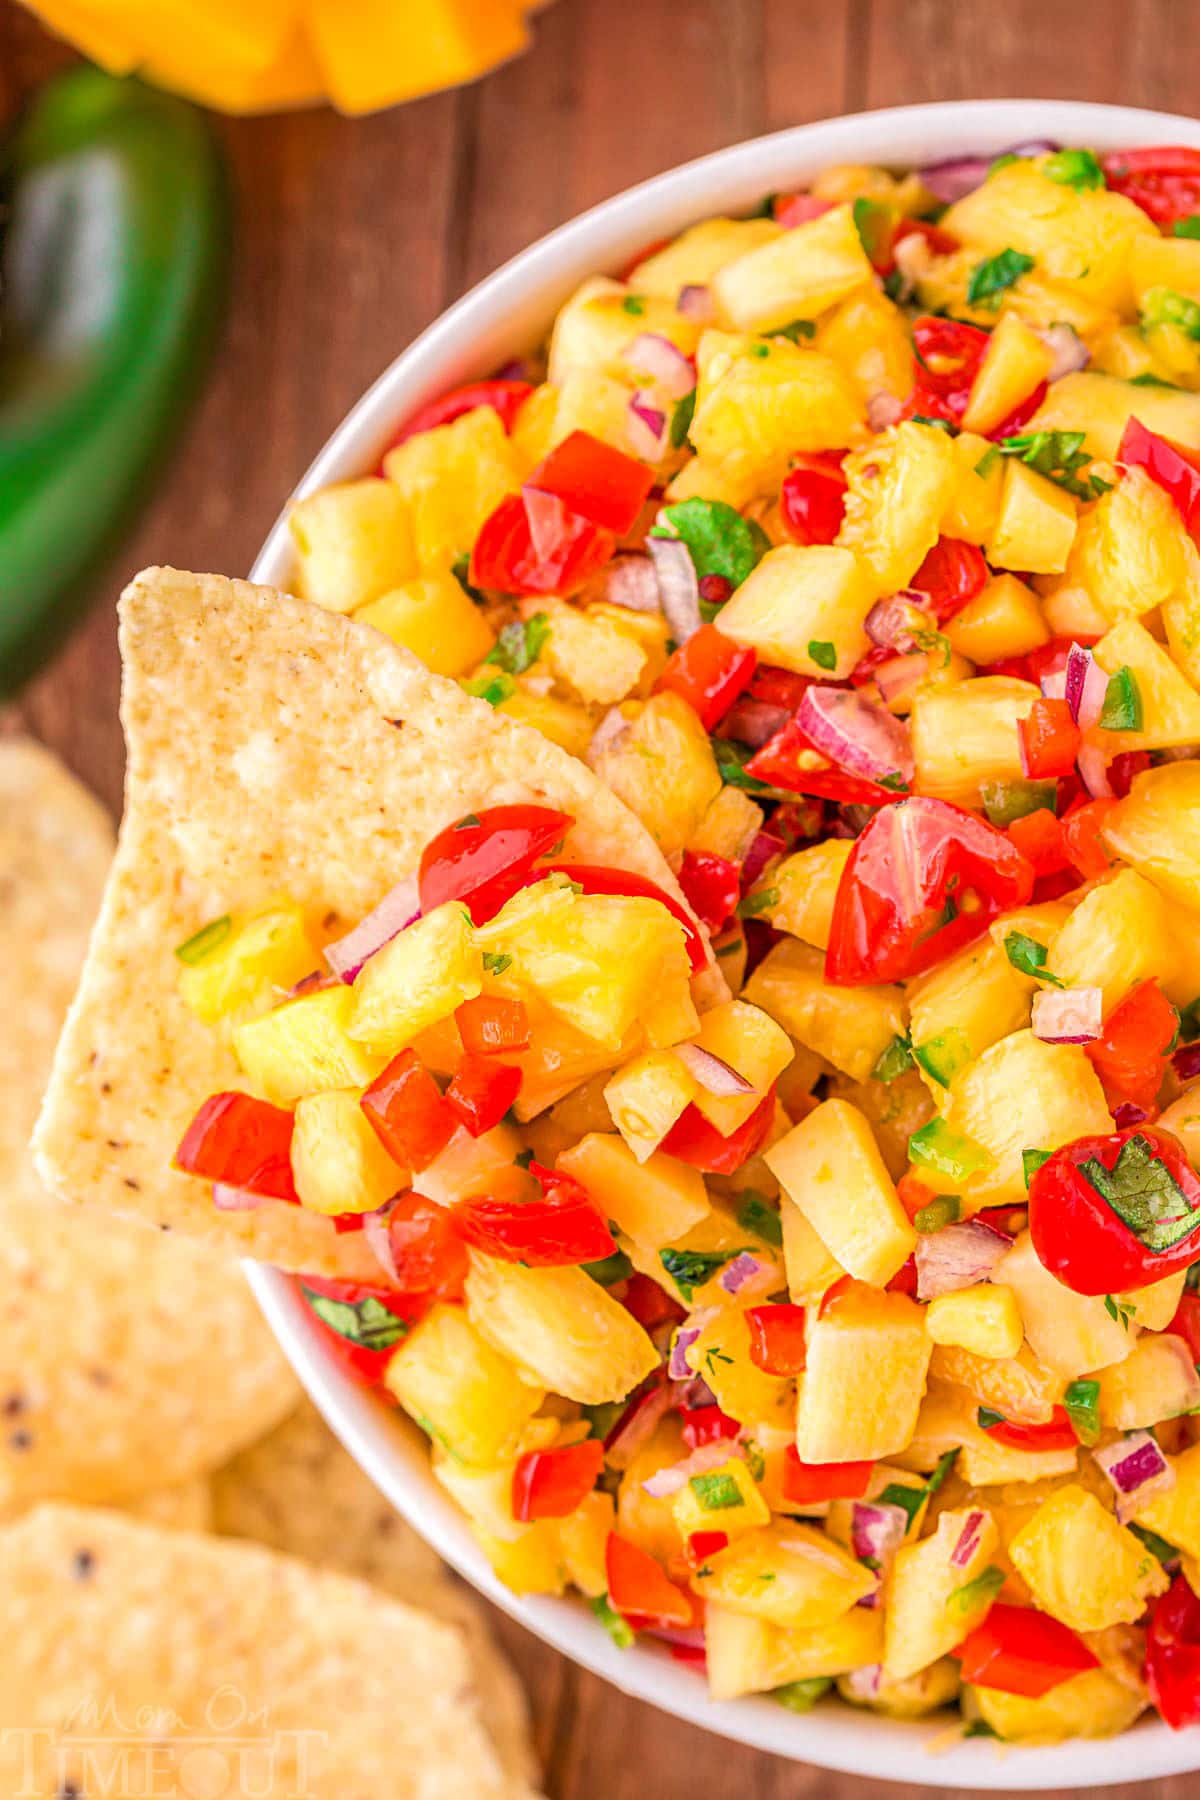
top-left (3, 2), bottom-right (1199, 1794)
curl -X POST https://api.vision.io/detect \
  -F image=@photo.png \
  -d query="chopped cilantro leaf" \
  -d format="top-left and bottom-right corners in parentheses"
top-left (912, 413), bottom-right (957, 433)
top-left (1022, 1147), bottom-right (1052, 1188)
top-left (736, 1189), bottom-right (784, 1248)
top-left (455, 812), bottom-right (482, 830)
top-left (659, 1247), bottom-right (737, 1301)
top-left (482, 951), bottom-right (512, 975)
top-left (650, 498), bottom-right (769, 588)
top-left (1004, 930), bottom-right (1063, 985)
top-left (1082, 1134), bottom-right (1200, 1253)
top-left (1104, 1292), bottom-right (1137, 1329)
top-left (485, 612), bottom-right (550, 676)
top-left (737, 886), bottom-right (779, 919)
top-left (669, 387), bottom-right (696, 450)
top-left (174, 914), bottom-right (231, 965)
top-left (452, 553), bottom-right (486, 605)
top-left (1042, 148), bottom-right (1105, 191)
top-left (982, 428), bottom-right (1109, 500)
top-left (807, 638), bottom-right (837, 670)
top-left (300, 1285), bottom-right (407, 1352)
top-left (622, 295), bottom-right (646, 316)
top-left (1142, 287), bottom-right (1200, 340)
top-left (967, 248), bottom-right (1035, 308)
top-left (712, 738), bottom-right (774, 793)
top-left (773, 318), bottom-right (816, 342)
top-left (514, 1147), bottom-right (535, 1170)
top-left (1129, 1522), bottom-right (1180, 1564)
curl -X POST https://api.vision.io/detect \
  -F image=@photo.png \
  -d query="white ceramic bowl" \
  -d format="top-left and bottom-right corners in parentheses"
top-left (249, 100), bottom-right (1200, 1787)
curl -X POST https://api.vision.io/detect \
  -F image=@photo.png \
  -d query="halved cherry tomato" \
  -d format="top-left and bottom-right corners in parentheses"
top-left (780, 453), bottom-right (847, 545)
top-left (470, 490), bottom-right (616, 595)
top-left (455, 995), bottom-right (532, 1057)
top-left (1102, 146), bottom-right (1200, 226)
top-left (1060, 796), bottom-right (1118, 880)
top-left (909, 537), bottom-right (988, 623)
top-left (660, 1088), bottom-right (776, 1176)
top-left (621, 1272), bottom-right (686, 1330)
top-left (175, 1091), bottom-right (298, 1204)
top-left (1146, 1574), bottom-right (1200, 1729)
top-left (536, 863), bottom-right (708, 973)
top-left (1019, 697), bottom-right (1081, 779)
top-left (746, 715), bottom-right (903, 805)
top-left (1119, 416), bottom-right (1200, 539)
top-left (1085, 980), bottom-right (1179, 1113)
top-left (1029, 1124), bottom-right (1200, 1295)
top-left (606, 1531), bottom-right (695, 1629)
top-left (772, 192), bottom-right (835, 228)
top-left (782, 1448), bottom-right (874, 1505)
top-left (988, 380), bottom-right (1048, 441)
top-left (445, 1054), bottom-right (522, 1137)
top-left (525, 430), bottom-right (656, 535)
top-left (679, 1405), bottom-right (742, 1451)
top-left (825, 796), bottom-right (1035, 986)
top-left (893, 217), bottom-right (958, 258)
top-left (386, 1190), bottom-right (469, 1303)
top-left (1109, 750), bottom-right (1152, 799)
top-left (418, 804), bottom-right (572, 924)
top-left (904, 317), bottom-right (991, 426)
top-left (745, 1303), bottom-right (808, 1376)
top-left (980, 1406), bottom-right (1078, 1452)
top-left (297, 1273), bottom-right (421, 1385)
top-left (956, 1603), bottom-right (1099, 1698)
top-left (1166, 1290), bottom-right (1200, 1363)
top-left (361, 1049), bottom-right (458, 1171)
top-left (678, 849), bottom-right (741, 936)
top-left (656, 624), bottom-right (757, 731)
top-left (512, 1438), bottom-right (605, 1521)
top-left (886, 1255), bottom-right (919, 1297)
top-left (455, 1163), bottom-right (615, 1266)
top-left (386, 377), bottom-right (533, 450)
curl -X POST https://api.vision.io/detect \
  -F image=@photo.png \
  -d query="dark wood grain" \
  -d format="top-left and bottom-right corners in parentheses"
top-left (2, 1), bottom-right (1197, 1793)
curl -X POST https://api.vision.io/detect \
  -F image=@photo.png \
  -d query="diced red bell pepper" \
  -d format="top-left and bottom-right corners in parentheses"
top-left (1019, 697), bottom-right (1081, 779)
top-left (679, 1405), bottom-right (742, 1451)
top-left (780, 453), bottom-right (848, 546)
top-left (470, 490), bottom-right (616, 596)
top-left (1147, 1574), bottom-right (1200, 1729)
top-left (384, 1191), bottom-right (470, 1303)
top-left (1102, 146), bottom-right (1200, 226)
top-left (621, 1272), bottom-right (686, 1330)
top-left (535, 863), bottom-right (708, 973)
top-left (678, 849), bottom-right (742, 935)
top-left (175, 1090), bottom-right (299, 1204)
top-left (297, 1273), bottom-right (421, 1385)
top-left (782, 1448), bottom-right (874, 1505)
top-left (455, 1163), bottom-right (616, 1266)
top-left (956, 1603), bottom-right (1100, 1698)
top-left (1108, 750), bottom-right (1152, 798)
top-left (746, 715), bottom-right (903, 806)
top-left (816, 1275), bottom-right (856, 1318)
top-left (361, 1050), bottom-right (459, 1171)
top-left (886, 1255), bottom-right (919, 1297)
top-left (1119, 416), bottom-right (1200, 540)
top-left (1060, 797), bottom-right (1118, 880)
top-left (525, 429), bottom-right (656, 536)
top-left (772, 192), bottom-right (835, 228)
top-left (980, 1406), bottom-right (1079, 1452)
top-left (445, 1054), bottom-right (522, 1137)
top-left (1028, 1123), bottom-right (1200, 1295)
top-left (904, 317), bottom-right (991, 426)
top-left (896, 1173), bottom-right (938, 1222)
top-left (909, 537), bottom-right (988, 623)
top-left (685, 1530), bottom-right (729, 1567)
top-left (605, 1531), bottom-right (695, 1629)
top-left (512, 1438), bottom-right (605, 1521)
top-left (1007, 809), bottom-right (1071, 881)
top-left (455, 995), bottom-right (532, 1057)
top-left (1085, 980), bottom-right (1179, 1113)
top-left (825, 796), bottom-right (1036, 986)
top-left (988, 380), bottom-right (1049, 441)
top-left (1166, 1290), bottom-right (1200, 1364)
top-left (385, 377), bottom-right (533, 450)
top-left (893, 217), bottom-right (958, 258)
top-left (745, 1303), bottom-right (808, 1376)
top-left (750, 666), bottom-right (814, 713)
top-left (660, 1088), bottom-right (776, 1176)
top-left (418, 803), bottom-right (572, 924)
top-left (656, 624), bottom-right (757, 731)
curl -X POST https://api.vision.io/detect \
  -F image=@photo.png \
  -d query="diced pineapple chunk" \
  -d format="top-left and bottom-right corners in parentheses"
top-left (816, 285), bottom-right (914, 405)
top-left (1008, 1483), bottom-right (1168, 1632)
top-left (766, 1098), bottom-right (915, 1286)
top-left (910, 676), bottom-right (1038, 806)
top-left (1102, 761), bottom-right (1200, 912)
top-left (540, 598), bottom-right (648, 706)
top-left (591, 693), bottom-right (722, 859)
top-left (496, 689), bottom-right (594, 758)
top-left (1045, 869), bottom-right (1174, 1013)
top-left (967, 1665), bottom-right (1147, 1743)
top-left (883, 1506), bottom-right (1001, 1681)
top-left (781, 1191), bottom-right (846, 1303)
top-left (839, 1658), bottom-right (962, 1719)
top-left (1122, 1268), bottom-right (1188, 1334)
top-left (349, 902), bottom-right (482, 1057)
top-left (355, 568), bottom-right (495, 676)
top-left (464, 1251), bottom-right (658, 1404)
top-left (548, 368), bottom-right (649, 460)
top-left (683, 1301), bottom-right (794, 1431)
top-left (836, 422), bottom-right (957, 594)
top-left (796, 1284), bottom-right (931, 1464)
top-left (717, 544), bottom-right (875, 678)
top-left (1133, 1442), bottom-right (1200, 1558)
top-left (548, 275), bottom-right (698, 385)
top-left (601, 1054), bottom-right (698, 1163)
top-left (556, 1132), bottom-right (709, 1247)
top-left (943, 1031), bottom-right (1111, 1207)
top-left (907, 937), bottom-right (1031, 1093)
top-left (929, 1340), bottom-right (1063, 1426)
top-left (508, 381), bottom-right (558, 472)
top-left (941, 430), bottom-right (1005, 547)
top-left (472, 1522), bottom-right (566, 1594)
top-left (383, 405), bottom-right (519, 569)
top-left (233, 984), bottom-right (383, 1103)
top-left (744, 939), bottom-right (905, 1083)
top-left (998, 1233), bottom-right (1135, 1376)
top-left (706, 1602), bottom-right (883, 1700)
top-left (177, 899), bottom-right (317, 1024)
top-left (962, 314), bottom-right (1055, 436)
top-left (987, 462), bottom-right (1077, 575)
top-left (925, 1285), bottom-right (1023, 1361)
top-left (684, 1000), bottom-right (794, 1134)
top-left (629, 217), bottom-right (783, 294)
top-left (672, 1457), bottom-right (771, 1541)
top-left (1099, 1332), bottom-right (1200, 1430)
top-left (944, 574), bottom-right (1050, 665)
top-left (712, 203), bottom-right (874, 331)
top-left (289, 478), bottom-right (416, 613)
top-left (386, 1302), bottom-right (544, 1465)
top-left (691, 1521), bottom-right (875, 1627)
top-left (414, 1121), bottom-right (522, 1206)
top-left (761, 839), bottom-right (852, 950)
top-left (1027, 369), bottom-right (1200, 460)
top-left (690, 337), bottom-right (865, 490)
top-left (1092, 617), bottom-right (1200, 753)
top-left (1129, 233), bottom-right (1200, 308)
top-left (689, 784), bottom-right (764, 862)
top-left (290, 1087), bottom-right (404, 1215)
top-left (558, 1489), bottom-right (615, 1597)
top-left (1067, 468), bottom-right (1189, 627)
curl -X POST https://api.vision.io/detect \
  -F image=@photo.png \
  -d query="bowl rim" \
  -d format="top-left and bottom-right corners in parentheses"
top-left (249, 97), bottom-right (1200, 1787)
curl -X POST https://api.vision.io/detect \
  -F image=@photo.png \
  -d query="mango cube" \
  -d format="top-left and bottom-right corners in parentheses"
top-left (683, 1304), bottom-right (794, 1433)
top-left (1098, 1333), bottom-right (1200, 1430)
top-left (289, 478), bottom-right (416, 613)
top-left (997, 1234), bottom-right (1135, 1378)
top-left (385, 1302), bottom-right (544, 1466)
top-left (350, 902), bottom-right (482, 1058)
top-left (671, 1457), bottom-right (771, 1542)
top-left (1008, 1483), bottom-right (1168, 1632)
top-left (691, 1521), bottom-right (875, 1628)
top-left (925, 1284), bottom-right (1024, 1362)
top-left (177, 899), bottom-right (317, 1024)
top-left (556, 1131), bottom-right (709, 1246)
top-left (942, 430), bottom-right (1005, 546)
top-left (1027, 369), bottom-right (1200, 461)
top-left (290, 1087), bottom-right (404, 1215)
top-left (233, 984), bottom-right (383, 1103)
top-left (766, 1098), bottom-right (915, 1287)
top-left (558, 1489), bottom-right (616, 1598)
top-left (796, 1285), bottom-right (931, 1464)
top-left (354, 568), bottom-right (495, 676)
top-left (945, 574), bottom-right (1051, 666)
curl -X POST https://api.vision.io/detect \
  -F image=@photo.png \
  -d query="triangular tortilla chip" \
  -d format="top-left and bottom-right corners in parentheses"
top-left (35, 568), bottom-right (707, 1273)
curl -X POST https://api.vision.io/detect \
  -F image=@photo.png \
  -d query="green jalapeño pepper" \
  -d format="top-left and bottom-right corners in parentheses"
top-left (0, 67), bottom-right (228, 692)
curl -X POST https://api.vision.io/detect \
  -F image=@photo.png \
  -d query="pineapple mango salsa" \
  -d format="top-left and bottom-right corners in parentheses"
top-left (183, 141), bottom-right (1200, 1746)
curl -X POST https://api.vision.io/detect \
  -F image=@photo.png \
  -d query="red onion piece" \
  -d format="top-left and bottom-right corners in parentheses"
top-left (797, 685), bottom-right (914, 789)
top-left (627, 391), bottom-right (667, 460)
top-left (669, 1326), bottom-right (701, 1382)
top-left (363, 1201), bottom-right (401, 1285)
top-left (842, 1664), bottom-right (883, 1701)
top-left (951, 1509), bottom-right (986, 1569)
top-left (867, 392), bottom-right (905, 433)
top-left (741, 828), bottom-right (786, 888)
top-left (1064, 643), bottom-right (1110, 730)
top-left (674, 1043), bottom-right (756, 1097)
top-left (644, 1621), bottom-right (707, 1651)
top-left (622, 333), bottom-right (696, 400)
top-left (920, 141), bottom-right (1058, 204)
top-left (642, 1437), bottom-right (744, 1498)
top-left (1113, 1100), bottom-right (1152, 1130)
top-left (722, 696), bottom-right (791, 749)
top-left (873, 653), bottom-right (929, 708)
top-left (1031, 986), bottom-right (1103, 1045)
top-left (587, 706), bottom-right (630, 765)
top-left (851, 1501), bottom-right (909, 1567)
top-left (605, 1380), bottom-right (673, 1471)
top-left (1077, 741), bottom-right (1114, 800)
top-left (325, 874), bottom-right (420, 982)
top-left (1093, 1431), bottom-right (1176, 1523)
top-left (865, 592), bottom-right (937, 652)
top-left (1037, 324), bottom-right (1090, 383)
top-left (285, 969), bottom-right (337, 1000)
top-left (1172, 1043), bottom-right (1200, 1084)
top-left (719, 1252), bottom-right (775, 1299)
top-left (677, 283), bottom-right (715, 321)
top-left (212, 1182), bottom-right (269, 1212)
top-left (587, 552), bottom-right (662, 614)
top-left (647, 535), bottom-right (702, 643)
top-left (915, 1220), bottom-right (1010, 1301)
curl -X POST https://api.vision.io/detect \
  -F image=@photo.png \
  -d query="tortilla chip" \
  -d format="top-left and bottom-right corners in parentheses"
top-left (212, 1399), bottom-right (536, 1786)
top-left (0, 1504), bottom-right (539, 1799)
top-left (35, 567), bottom-right (708, 1273)
top-left (118, 1475), bottom-right (214, 1533)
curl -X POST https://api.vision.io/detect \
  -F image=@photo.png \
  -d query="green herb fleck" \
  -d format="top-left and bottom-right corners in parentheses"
top-left (773, 318), bottom-right (817, 342)
top-left (486, 612), bottom-right (550, 676)
top-left (853, 195), bottom-right (892, 266)
top-left (690, 1471), bottom-right (743, 1512)
top-left (1103, 1293), bottom-right (1138, 1329)
top-left (914, 1192), bottom-right (962, 1234)
top-left (462, 671), bottom-right (516, 707)
top-left (983, 427), bottom-right (1109, 500)
top-left (964, 1718), bottom-right (1000, 1739)
top-left (455, 812), bottom-right (482, 830)
top-left (1099, 665), bottom-right (1144, 732)
top-left (452, 553), bottom-right (487, 605)
top-left (590, 1593), bottom-right (636, 1648)
top-left (967, 248), bottom-right (1035, 308)
top-left (300, 1285), bottom-right (407, 1352)
top-left (1142, 287), bottom-right (1200, 340)
top-left (482, 951), bottom-right (513, 975)
top-left (807, 638), bottom-right (838, 671)
top-left (946, 1564), bottom-right (1006, 1619)
top-left (712, 738), bottom-right (774, 793)
top-left (1129, 1522), bottom-right (1180, 1564)
top-left (659, 1247), bottom-right (737, 1302)
top-left (977, 1407), bottom-right (1005, 1430)
top-left (1004, 930), bottom-right (1063, 985)
top-left (1063, 1377), bottom-right (1101, 1445)
top-left (913, 1028), bottom-right (972, 1089)
top-left (584, 1247), bottom-right (634, 1287)
top-left (1175, 217), bottom-right (1200, 239)
top-left (1022, 1147), bottom-right (1052, 1188)
top-left (873, 1034), bottom-right (914, 1084)
top-left (651, 498), bottom-right (770, 588)
top-left (738, 886), bottom-right (779, 919)
top-left (737, 1190), bottom-right (784, 1248)
top-left (1042, 148), bottom-right (1105, 191)
top-left (622, 295), bottom-right (647, 316)
top-left (1082, 1134), bottom-right (1200, 1253)
top-left (669, 388), bottom-right (696, 450)
top-left (513, 1147), bottom-right (535, 1170)
top-left (773, 1677), bottom-right (833, 1714)
top-left (175, 915), bottom-right (232, 965)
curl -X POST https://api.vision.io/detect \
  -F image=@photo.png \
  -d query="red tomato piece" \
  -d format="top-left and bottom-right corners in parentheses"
top-left (886, 1255), bottom-right (919, 1297)
top-left (455, 994), bottom-right (532, 1057)
top-left (445, 1054), bottom-right (522, 1137)
top-left (686, 1530), bottom-right (730, 1566)
top-left (1060, 796), bottom-right (1119, 880)
top-left (660, 1089), bottom-right (776, 1176)
top-left (679, 1405), bottom-right (742, 1451)
top-left (981, 1407), bottom-right (1079, 1452)
top-left (297, 1273), bottom-right (421, 1386)
top-left (1109, 750), bottom-right (1152, 798)
top-left (772, 193), bottom-right (836, 228)
top-left (536, 862), bottom-right (708, 974)
top-left (621, 1272), bottom-right (686, 1331)
top-left (455, 1164), bottom-right (616, 1266)
top-left (956, 1604), bottom-right (1100, 1698)
top-left (896, 1172), bottom-right (938, 1222)
top-left (512, 1438), bottom-right (605, 1521)
top-left (1119, 416), bottom-right (1200, 538)
top-left (1019, 697), bottom-right (1081, 779)
top-left (1085, 980), bottom-right (1179, 1112)
top-left (906, 317), bottom-right (991, 425)
top-left (418, 803), bottom-right (572, 924)
top-left (678, 849), bottom-right (742, 936)
top-left (746, 715), bottom-right (903, 805)
top-left (175, 1090), bottom-right (298, 1204)
top-left (1147, 1574), bottom-right (1200, 1729)
top-left (470, 490), bottom-right (616, 596)
top-left (780, 454), bottom-right (848, 546)
top-left (656, 624), bottom-right (757, 731)
top-left (893, 217), bottom-right (958, 258)
top-left (1166, 1290), bottom-right (1200, 1363)
top-left (1102, 146), bottom-right (1200, 226)
top-left (824, 796), bottom-right (1036, 986)
top-left (1029, 1124), bottom-right (1200, 1295)
top-left (988, 380), bottom-right (1049, 441)
top-left (605, 1531), bottom-right (695, 1629)
top-left (525, 430), bottom-right (656, 536)
top-left (1007, 808), bottom-right (1071, 881)
top-left (909, 537), bottom-right (988, 623)
top-left (782, 1448), bottom-right (874, 1505)
top-left (361, 1049), bottom-right (459, 1171)
top-left (386, 377), bottom-right (533, 450)
top-left (386, 1191), bottom-right (469, 1301)
top-left (745, 1303), bottom-right (809, 1376)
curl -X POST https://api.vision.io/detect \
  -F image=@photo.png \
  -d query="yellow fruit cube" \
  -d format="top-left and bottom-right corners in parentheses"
top-left (907, 937), bottom-right (1031, 1093)
top-left (591, 692), bottom-right (722, 859)
top-left (690, 784), bottom-right (764, 863)
top-left (471, 1522), bottom-right (566, 1595)
top-left (1009, 1483), bottom-right (1168, 1632)
top-left (541, 598), bottom-right (648, 706)
top-left (232, 983), bottom-right (382, 1103)
top-left (840, 1659), bottom-right (962, 1719)
top-left (744, 938), bottom-right (905, 1083)
top-left (556, 1132), bottom-right (709, 1246)
top-left (290, 1087), bottom-right (403, 1215)
top-left (942, 429), bottom-right (1005, 547)
top-left (944, 574), bottom-right (1050, 666)
top-left (682, 1303), bottom-right (793, 1432)
top-left (944, 1031), bottom-right (1111, 1207)
top-left (289, 478), bottom-right (416, 613)
top-left (1093, 617), bottom-right (1200, 753)
top-left (177, 899), bottom-right (317, 1024)
top-left (796, 1285), bottom-right (931, 1463)
top-left (929, 1340), bottom-right (1063, 1427)
top-left (691, 1521), bottom-right (875, 1628)
top-left (413, 1119), bottom-right (522, 1206)
top-left (602, 1054), bottom-right (699, 1163)
top-left (497, 689), bottom-right (594, 758)
top-left (629, 217), bottom-right (783, 294)
top-left (508, 381), bottom-right (559, 473)
top-left (712, 203), bottom-right (874, 331)
top-left (1102, 761), bottom-right (1200, 911)
top-left (671, 1457), bottom-right (771, 1541)
top-left (904, 1385), bottom-right (1076, 1487)
top-left (683, 1000), bottom-right (794, 1134)
top-left (1028, 369), bottom-right (1200, 460)
top-left (761, 839), bottom-right (852, 950)
top-left (781, 1191), bottom-right (846, 1303)
top-left (706, 1602), bottom-right (883, 1701)
top-left (355, 568), bottom-right (495, 676)
top-left (910, 675), bottom-right (1038, 807)
top-left (558, 1489), bottom-right (615, 1597)
top-left (617, 1414), bottom-right (688, 1564)
top-left (884, 1506), bottom-right (1001, 1681)
top-left (548, 276), bottom-right (698, 385)
top-left (816, 285), bottom-right (914, 405)
top-left (386, 1302), bottom-right (544, 1466)
top-left (464, 1251), bottom-right (658, 1405)
top-left (987, 462), bottom-right (1077, 575)
top-left (1068, 469), bottom-right (1188, 627)
top-left (925, 1285), bottom-right (1023, 1361)
top-left (1133, 1442), bottom-right (1200, 1559)
top-left (837, 422), bottom-right (957, 594)
top-left (690, 337), bottom-right (865, 491)
top-left (383, 405), bottom-right (519, 569)
top-left (766, 1098), bottom-right (915, 1286)
top-left (1046, 868), bottom-right (1174, 1013)
top-left (1130, 233), bottom-right (1200, 308)
top-left (962, 314), bottom-right (1055, 436)
top-left (549, 367), bottom-right (650, 460)
top-left (967, 1666), bottom-right (1147, 1743)
top-left (349, 902), bottom-right (481, 1057)
top-left (717, 543), bottom-right (875, 678)
top-left (1099, 1332), bottom-right (1200, 1430)
top-left (998, 1233), bottom-right (1135, 1377)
